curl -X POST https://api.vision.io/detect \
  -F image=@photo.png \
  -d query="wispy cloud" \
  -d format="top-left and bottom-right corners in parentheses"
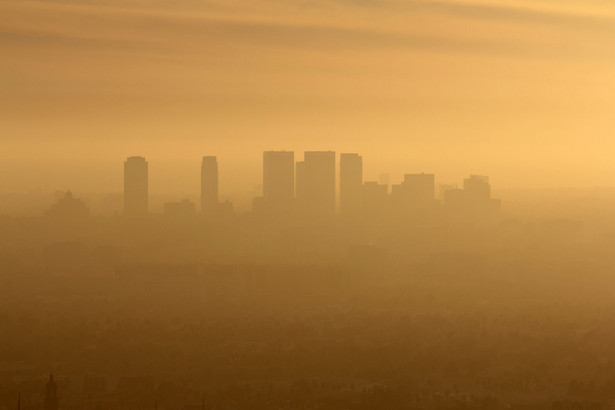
top-left (2, 0), bottom-right (615, 62)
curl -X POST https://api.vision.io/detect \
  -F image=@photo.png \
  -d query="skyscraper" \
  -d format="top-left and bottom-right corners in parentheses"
top-left (391, 173), bottom-right (435, 208)
top-left (201, 156), bottom-right (219, 216)
top-left (361, 181), bottom-right (388, 218)
top-left (463, 175), bottom-right (491, 201)
top-left (45, 191), bottom-right (89, 218)
top-left (389, 173), bottom-right (435, 217)
top-left (263, 151), bottom-right (294, 215)
top-left (124, 156), bottom-right (148, 216)
top-left (340, 153), bottom-right (363, 217)
top-left (402, 173), bottom-right (435, 204)
top-left (296, 151), bottom-right (336, 219)
top-left (378, 173), bottom-right (390, 192)
top-left (463, 175), bottom-right (500, 221)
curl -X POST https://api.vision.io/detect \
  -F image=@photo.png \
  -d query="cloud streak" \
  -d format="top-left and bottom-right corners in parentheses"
top-left (2, 0), bottom-right (615, 62)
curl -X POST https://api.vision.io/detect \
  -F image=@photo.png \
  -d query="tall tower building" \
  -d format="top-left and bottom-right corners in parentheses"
top-left (453, 175), bottom-right (500, 222)
top-left (296, 151), bottom-right (336, 219)
top-left (263, 151), bottom-right (294, 215)
top-left (390, 173), bottom-right (435, 214)
top-left (339, 153), bottom-right (363, 217)
top-left (463, 175), bottom-right (491, 201)
top-left (402, 173), bottom-right (435, 204)
top-left (201, 156), bottom-right (219, 216)
top-left (123, 156), bottom-right (148, 216)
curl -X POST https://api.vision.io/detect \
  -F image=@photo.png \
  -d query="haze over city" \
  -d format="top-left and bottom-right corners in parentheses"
top-left (3, 0), bottom-right (615, 194)
top-left (3, 1), bottom-right (615, 410)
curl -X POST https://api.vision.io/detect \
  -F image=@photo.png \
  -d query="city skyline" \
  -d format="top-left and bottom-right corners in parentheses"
top-left (108, 151), bottom-right (500, 222)
top-left (13, 151), bottom-right (500, 220)
top-left (3, 0), bottom-right (615, 192)
top-left (3, 1), bottom-right (615, 409)
top-left (0, 151), bottom-right (506, 198)
top-left (132, 151), bottom-right (498, 218)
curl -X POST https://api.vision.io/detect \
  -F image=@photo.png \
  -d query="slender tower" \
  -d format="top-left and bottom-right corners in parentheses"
top-left (263, 151), bottom-right (294, 216)
top-left (339, 153), bottom-right (363, 218)
top-left (296, 151), bottom-right (336, 219)
top-left (124, 156), bottom-right (148, 216)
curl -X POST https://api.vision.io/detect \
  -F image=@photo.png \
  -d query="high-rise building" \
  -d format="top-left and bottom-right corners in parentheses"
top-left (263, 151), bottom-right (294, 215)
top-left (391, 173), bottom-right (435, 210)
top-left (45, 191), bottom-right (89, 218)
top-left (201, 156), bottom-right (218, 216)
top-left (402, 173), bottom-right (435, 204)
top-left (296, 151), bottom-right (336, 218)
top-left (439, 183), bottom-right (458, 200)
top-left (378, 173), bottom-right (390, 193)
top-left (362, 181), bottom-right (388, 217)
top-left (443, 188), bottom-right (466, 211)
top-left (340, 153), bottom-right (363, 217)
top-left (124, 156), bottom-right (148, 216)
top-left (463, 175), bottom-right (500, 221)
top-left (463, 175), bottom-right (491, 201)
top-left (444, 175), bottom-right (500, 223)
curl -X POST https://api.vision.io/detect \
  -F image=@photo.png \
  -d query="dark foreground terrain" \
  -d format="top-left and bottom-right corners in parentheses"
top-left (2, 214), bottom-right (615, 409)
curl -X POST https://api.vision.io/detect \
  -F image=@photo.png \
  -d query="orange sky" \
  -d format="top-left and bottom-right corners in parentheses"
top-left (1, 0), bottom-right (615, 195)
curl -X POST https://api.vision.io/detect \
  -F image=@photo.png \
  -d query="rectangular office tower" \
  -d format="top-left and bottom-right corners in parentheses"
top-left (201, 156), bottom-right (219, 216)
top-left (391, 173), bottom-right (435, 211)
top-left (463, 175), bottom-right (491, 201)
top-left (263, 151), bottom-right (294, 215)
top-left (339, 153), bottom-right (363, 217)
top-left (403, 173), bottom-right (435, 204)
top-left (296, 151), bottom-right (336, 219)
top-left (124, 156), bottom-right (148, 216)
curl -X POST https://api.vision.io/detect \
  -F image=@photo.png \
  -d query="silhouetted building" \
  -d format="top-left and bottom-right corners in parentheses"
top-left (463, 175), bottom-right (501, 223)
top-left (45, 191), bottom-right (89, 218)
top-left (464, 175), bottom-right (491, 202)
top-left (391, 173), bottom-right (435, 212)
top-left (164, 199), bottom-right (196, 218)
top-left (218, 199), bottom-right (234, 218)
top-left (361, 181), bottom-right (388, 218)
top-left (443, 188), bottom-right (466, 212)
top-left (378, 173), bottom-right (390, 193)
top-left (439, 183), bottom-right (457, 200)
top-left (263, 151), bottom-right (294, 216)
top-left (340, 153), bottom-right (363, 218)
top-left (403, 173), bottom-right (435, 204)
top-left (444, 175), bottom-right (501, 224)
top-left (44, 373), bottom-right (58, 410)
top-left (124, 156), bottom-right (148, 216)
top-left (201, 156), bottom-right (218, 216)
top-left (296, 151), bottom-right (336, 219)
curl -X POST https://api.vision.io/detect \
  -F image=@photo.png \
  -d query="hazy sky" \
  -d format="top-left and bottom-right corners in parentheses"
top-left (2, 0), bottom-right (615, 195)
